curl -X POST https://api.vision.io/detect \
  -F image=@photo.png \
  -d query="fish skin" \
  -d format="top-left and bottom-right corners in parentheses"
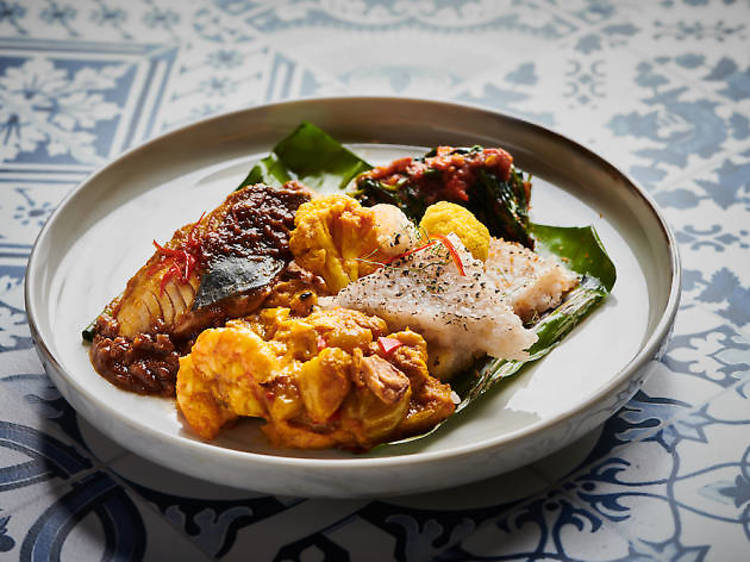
top-left (110, 182), bottom-right (312, 341)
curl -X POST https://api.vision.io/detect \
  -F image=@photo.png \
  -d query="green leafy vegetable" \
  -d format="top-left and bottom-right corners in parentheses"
top-left (470, 167), bottom-right (533, 248)
top-left (354, 175), bottom-right (428, 219)
top-left (240, 121), bottom-right (371, 192)
top-left (352, 145), bottom-right (534, 247)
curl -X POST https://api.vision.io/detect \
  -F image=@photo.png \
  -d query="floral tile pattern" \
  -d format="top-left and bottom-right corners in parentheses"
top-left (0, 37), bottom-right (176, 172)
top-left (1, 0), bottom-right (749, 560)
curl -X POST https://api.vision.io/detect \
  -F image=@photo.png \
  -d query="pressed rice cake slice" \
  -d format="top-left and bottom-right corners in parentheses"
top-left (333, 234), bottom-right (538, 378)
top-left (484, 238), bottom-right (579, 323)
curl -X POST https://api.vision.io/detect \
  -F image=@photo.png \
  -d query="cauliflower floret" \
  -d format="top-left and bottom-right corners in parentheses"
top-left (420, 201), bottom-right (490, 261)
top-left (175, 302), bottom-right (455, 450)
top-left (290, 194), bottom-right (420, 292)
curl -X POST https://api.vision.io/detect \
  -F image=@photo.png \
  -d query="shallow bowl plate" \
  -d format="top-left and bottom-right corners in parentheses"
top-left (26, 97), bottom-right (680, 498)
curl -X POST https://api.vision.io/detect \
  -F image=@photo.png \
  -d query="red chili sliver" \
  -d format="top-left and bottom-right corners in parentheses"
top-left (152, 239), bottom-right (182, 257)
top-left (151, 212), bottom-right (205, 295)
top-left (317, 335), bottom-right (327, 351)
top-left (381, 239), bottom-right (437, 266)
top-left (429, 233), bottom-right (466, 276)
top-left (377, 336), bottom-right (403, 356)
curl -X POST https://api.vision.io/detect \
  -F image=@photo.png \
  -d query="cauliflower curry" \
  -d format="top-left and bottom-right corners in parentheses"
top-left (289, 194), bottom-right (419, 293)
top-left (176, 292), bottom-right (455, 450)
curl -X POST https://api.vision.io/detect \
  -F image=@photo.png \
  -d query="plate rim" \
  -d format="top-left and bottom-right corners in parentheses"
top-left (25, 95), bottom-right (681, 472)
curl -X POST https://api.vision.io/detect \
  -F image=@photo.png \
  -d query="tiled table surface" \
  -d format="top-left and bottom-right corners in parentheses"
top-left (1, 1), bottom-right (750, 560)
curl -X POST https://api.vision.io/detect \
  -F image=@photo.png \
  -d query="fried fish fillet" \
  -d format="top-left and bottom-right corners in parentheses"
top-left (88, 182), bottom-right (313, 396)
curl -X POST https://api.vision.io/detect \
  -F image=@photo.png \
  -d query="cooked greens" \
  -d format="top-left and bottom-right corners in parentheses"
top-left (354, 146), bottom-right (534, 247)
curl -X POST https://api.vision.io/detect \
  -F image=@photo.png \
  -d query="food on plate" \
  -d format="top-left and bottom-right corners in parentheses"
top-left (484, 238), bottom-right (579, 323)
top-left (332, 231), bottom-right (538, 378)
top-left (85, 181), bottom-right (312, 395)
top-left (353, 145), bottom-right (533, 248)
top-left (83, 121), bottom-right (615, 451)
top-left (176, 299), bottom-right (455, 450)
top-left (289, 194), bottom-right (419, 292)
top-left (419, 201), bottom-right (490, 261)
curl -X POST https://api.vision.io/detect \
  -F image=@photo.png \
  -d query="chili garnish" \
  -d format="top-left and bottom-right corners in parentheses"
top-left (381, 239), bottom-right (438, 265)
top-left (150, 212), bottom-right (205, 295)
top-left (377, 336), bottom-right (403, 356)
top-left (428, 233), bottom-right (466, 276)
top-left (378, 233), bottom-right (466, 276)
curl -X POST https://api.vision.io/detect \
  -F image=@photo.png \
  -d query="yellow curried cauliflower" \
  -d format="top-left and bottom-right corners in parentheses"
top-left (289, 195), bottom-right (420, 292)
top-left (175, 299), bottom-right (456, 451)
top-left (420, 201), bottom-right (490, 261)
top-left (290, 195), bottom-right (381, 292)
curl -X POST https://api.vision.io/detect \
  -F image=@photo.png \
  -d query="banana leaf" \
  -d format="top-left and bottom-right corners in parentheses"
top-left (448, 223), bottom-right (616, 408)
top-left (239, 121), bottom-right (371, 191)
top-left (384, 222), bottom-right (615, 447)
top-left (238, 153), bottom-right (292, 189)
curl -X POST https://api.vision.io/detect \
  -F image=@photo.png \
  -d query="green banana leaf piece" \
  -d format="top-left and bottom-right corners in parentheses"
top-left (239, 121), bottom-right (371, 192)
top-left (238, 153), bottom-right (292, 189)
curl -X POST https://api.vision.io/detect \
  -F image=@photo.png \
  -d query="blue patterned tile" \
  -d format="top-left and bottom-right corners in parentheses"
top-left (654, 145), bottom-right (750, 212)
top-left (531, 307), bottom-right (750, 488)
top-left (2, 471), bottom-right (211, 561)
top-left (0, 37), bottom-right (176, 171)
top-left (660, 307), bottom-right (750, 391)
top-left (7, 0), bottom-right (191, 42)
top-left (156, 41), bottom-right (347, 132)
top-left (0, 0), bottom-right (748, 559)
top-left (651, 146), bottom-right (750, 328)
top-left (559, 379), bottom-right (750, 561)
top-left (107, 449), bottom-right (550, 561)
top-left (446, 486), bottom-right (659, 561)
top-left (106, 453), bottom-right (302, 559)
top-left (447, 42), bottom-right (746, 192)
top-left (244, 0), bottom-right (581, 37)
top-left (0, 374), bottom-right (96, 518)
top-left (0, 266), bottom-right (31, 352)
top-left (0, 348), bottom-right (126, 465)
top-left (0, 179), bottom-right (76, 252)
top-left (531, 384), bottom-right (695, 490)
top-left (629, 1), bottom-right (749, 51)
top-left (105, 443), bottom-right (554, 561)
top-left (0, 1), bottom-right (27, 36)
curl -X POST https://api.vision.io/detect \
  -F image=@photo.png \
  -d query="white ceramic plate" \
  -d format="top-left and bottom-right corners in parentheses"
top-left (26, 98), bottom-right (680, 498)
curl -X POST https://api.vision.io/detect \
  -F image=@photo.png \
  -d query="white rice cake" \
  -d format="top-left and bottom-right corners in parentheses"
top-left (484, 238), bottom-right (579, 323)
top-left (333, 234), bottom-right (538, 378)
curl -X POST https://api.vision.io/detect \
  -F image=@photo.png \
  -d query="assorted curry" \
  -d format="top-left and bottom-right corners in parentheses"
top-left (84, 130), bottom-right (606, 452)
